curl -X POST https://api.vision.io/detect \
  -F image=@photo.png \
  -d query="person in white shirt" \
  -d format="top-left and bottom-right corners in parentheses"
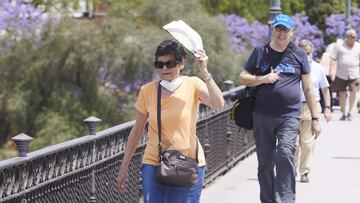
top-left (319, 43), bottom-right (337, 111)
top-left (296, 39), bottom-right (332, 183)
top-left (330, 29), bottom-right (360, 121)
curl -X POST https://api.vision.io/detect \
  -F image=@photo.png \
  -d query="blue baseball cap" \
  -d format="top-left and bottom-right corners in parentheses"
top-left (272, 14), bottom-right (293, 28)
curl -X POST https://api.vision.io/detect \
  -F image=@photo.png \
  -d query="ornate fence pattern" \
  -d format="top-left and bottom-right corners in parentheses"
top-left (0, 86), bottom-right (255, 203)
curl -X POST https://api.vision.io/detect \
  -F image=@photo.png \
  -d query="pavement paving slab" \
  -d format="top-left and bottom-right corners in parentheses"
top-left (201, 109), bottom-right (360, 203)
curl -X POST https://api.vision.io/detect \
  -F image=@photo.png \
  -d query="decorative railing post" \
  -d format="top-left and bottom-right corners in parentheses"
top-left (12, 133), bottom-right (33, 157)
top-left (203, 117), bottom-right (211, 160)
top-left (83, 116), bottom-right (102, 203)
top-left (203, 138), bottom-right (211, 155)
top-left (84, 116), bottom-right (102, 135)
top-left (223, 80), bottom-right (235, 91)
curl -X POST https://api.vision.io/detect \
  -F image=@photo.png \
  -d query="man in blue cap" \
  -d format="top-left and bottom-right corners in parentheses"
top-left (239, 14), bottom-right (321, 203)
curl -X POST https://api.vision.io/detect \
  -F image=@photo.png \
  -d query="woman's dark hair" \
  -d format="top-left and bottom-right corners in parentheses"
top-left (155, 40), bottom-right (187, 62)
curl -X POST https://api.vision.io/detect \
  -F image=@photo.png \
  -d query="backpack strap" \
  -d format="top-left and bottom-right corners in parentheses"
top-left (254, 43), bottom-right (267, 74)
top-left (264, 41), bottom-right (295, 72)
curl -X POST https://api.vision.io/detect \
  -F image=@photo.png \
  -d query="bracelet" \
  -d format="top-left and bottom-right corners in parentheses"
top-left (312, 117), bottom-right (319, 121)
top-left (202, 72), bottom-right (212, 81)
top-left (325, 106), bottom-right (331, 110)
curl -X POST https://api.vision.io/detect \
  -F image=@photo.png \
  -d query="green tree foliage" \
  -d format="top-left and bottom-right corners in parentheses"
top-left (144, 0), bottom-right (240, 83)
top-left (281, 0), bottom-right (305, 15)
top-left (1, 0), bottom-right (241, 157)
top-left (201, 0), bottom-right (305, 23)
top-left (303, 0), bottom-right (347, 31)
top-left (201, 0), bottom-right (270, 23)
top-left (25, 0), bottom-right (83, 12)
top-left (103, 0), bottom-right (241, 88)
top-left (200, 0), bottom-right (359, 45)
top-left (0, 20), bottom-right (126, 152)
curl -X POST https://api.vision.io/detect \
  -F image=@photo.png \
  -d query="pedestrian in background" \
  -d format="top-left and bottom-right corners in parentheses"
top-left (330, 29), bottom-right (360, 121)
top-left (296, 39), bottom-right (332, 183)
top-left (116, 40), bottom-right (224, 203)
top-left (239, 14), bottom-right (321, 203)
top-left (320, 42), bottom-right (337, 111)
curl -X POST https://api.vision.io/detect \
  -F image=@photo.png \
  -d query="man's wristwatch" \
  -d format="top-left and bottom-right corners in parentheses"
top-left (312, 117), bottom-right (319, 121)
top-left (324, 106), bottom-right (331, 110)
top-left (202, 72), bottom-right (212, 81)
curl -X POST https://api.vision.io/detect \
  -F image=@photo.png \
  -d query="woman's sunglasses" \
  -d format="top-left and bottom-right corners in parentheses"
top-left (154, 60), bottom-right (179, 69)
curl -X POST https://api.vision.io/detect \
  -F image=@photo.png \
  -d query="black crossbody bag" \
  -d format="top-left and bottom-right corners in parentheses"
top-left (231, 44), bottom-right (265, 129)
top-left (155, 82), bottom-right (199, 187)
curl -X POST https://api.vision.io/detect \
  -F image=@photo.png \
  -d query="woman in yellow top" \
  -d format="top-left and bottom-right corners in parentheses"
top-left (117, 40), bottom-right (224, 203)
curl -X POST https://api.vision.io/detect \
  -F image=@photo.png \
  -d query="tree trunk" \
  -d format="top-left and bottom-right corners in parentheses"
top-left (0, 100), bottom-right (11, 147)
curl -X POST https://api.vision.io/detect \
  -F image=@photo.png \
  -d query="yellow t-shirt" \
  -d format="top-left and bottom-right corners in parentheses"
top-left (136, 76), bottom-right (206, 167)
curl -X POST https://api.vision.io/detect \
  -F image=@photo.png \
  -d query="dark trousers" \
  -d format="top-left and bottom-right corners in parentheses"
top-left (319, 75), bottom-right (333, 112)
top-left (253, 112), bottom-right (300, 203)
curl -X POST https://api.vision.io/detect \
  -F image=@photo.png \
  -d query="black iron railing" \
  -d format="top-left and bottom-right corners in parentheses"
top-left (0, 85), bottom-right (255, 203)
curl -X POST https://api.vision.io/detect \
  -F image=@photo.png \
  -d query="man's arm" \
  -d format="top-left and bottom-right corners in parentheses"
top-left (239, 69), bottom-right (279, 87)
top-left (320, 52), bottom-right (337, 81)
top-left (301, 74), bottom-right (321, 138)
top-left (329, 57), bottom-right (337, 81)
top-left (329, 45), bottom-right (338, 81)
top-left (321, 87), bottom-right (332, 122)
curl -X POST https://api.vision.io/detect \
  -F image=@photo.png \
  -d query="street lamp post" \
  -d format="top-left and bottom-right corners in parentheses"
top-left (269, 0), bottom-right (282, 40)
top-left (345, 0), bottom-right (352, 30)
top-left (270, 0), bottom-right (282, 22)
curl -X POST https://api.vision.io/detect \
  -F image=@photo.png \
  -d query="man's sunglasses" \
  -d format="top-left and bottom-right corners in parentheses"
top-left (275, 26), bottom-right (291, 33)
top-left (154, 60), bottom-right (179, 69)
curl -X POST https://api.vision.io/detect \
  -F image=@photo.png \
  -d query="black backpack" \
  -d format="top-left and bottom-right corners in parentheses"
top-left (231, 88), bottom-right (257, 129)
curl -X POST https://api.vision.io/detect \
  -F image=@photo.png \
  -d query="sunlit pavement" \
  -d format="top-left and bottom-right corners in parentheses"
top-left (201, 108), bottom-right (360, 203)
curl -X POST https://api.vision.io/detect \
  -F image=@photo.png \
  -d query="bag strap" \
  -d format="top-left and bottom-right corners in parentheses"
top-left (243, 44), bottom-right (268, 95)
top-left (254, 44), bottom-right (266, 73)
top-left (264, 42), bottom-right (293, 71)
top-left (157, 82), bottom-right (163, 162)
top-left (156, 81), bottom-right (199, 163)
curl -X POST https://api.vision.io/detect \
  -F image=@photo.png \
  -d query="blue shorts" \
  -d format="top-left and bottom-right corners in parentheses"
top-left (141, 164), bottom-right (205, 203)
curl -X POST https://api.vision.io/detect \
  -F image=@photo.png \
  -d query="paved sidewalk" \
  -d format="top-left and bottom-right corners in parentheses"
top-left (201, 110), bottom-right (360, 203)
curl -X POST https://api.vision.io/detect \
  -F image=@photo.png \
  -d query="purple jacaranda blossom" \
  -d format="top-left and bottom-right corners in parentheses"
top-left (0, 0), bottom-right (48, 50)
top-left (292, 13), bottom-right (325, 59)
top-left (116, 99), bottom-right (124, 108)
top-left (326, 8), bottom-right (360, 39)
top-left (0, 0), bottom-right (45, 32)
top-left (351, 8), bottom-right (360, 33)
top-left (222, 13), bottom-right (324, 59)
top-left (98, 64), bottom-right (110, 81)
top-left (325, 13), bottom-right (346, 38)
top-left (220, 14), bottom-right (268, 53)
top-left (123, 84), bottom-right (132, 93)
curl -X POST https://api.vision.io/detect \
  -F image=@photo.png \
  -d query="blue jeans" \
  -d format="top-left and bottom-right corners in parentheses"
top-left (253, 112), bottom-right (300, 203)
top-left (141, 164), bottom-right (205, 203)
